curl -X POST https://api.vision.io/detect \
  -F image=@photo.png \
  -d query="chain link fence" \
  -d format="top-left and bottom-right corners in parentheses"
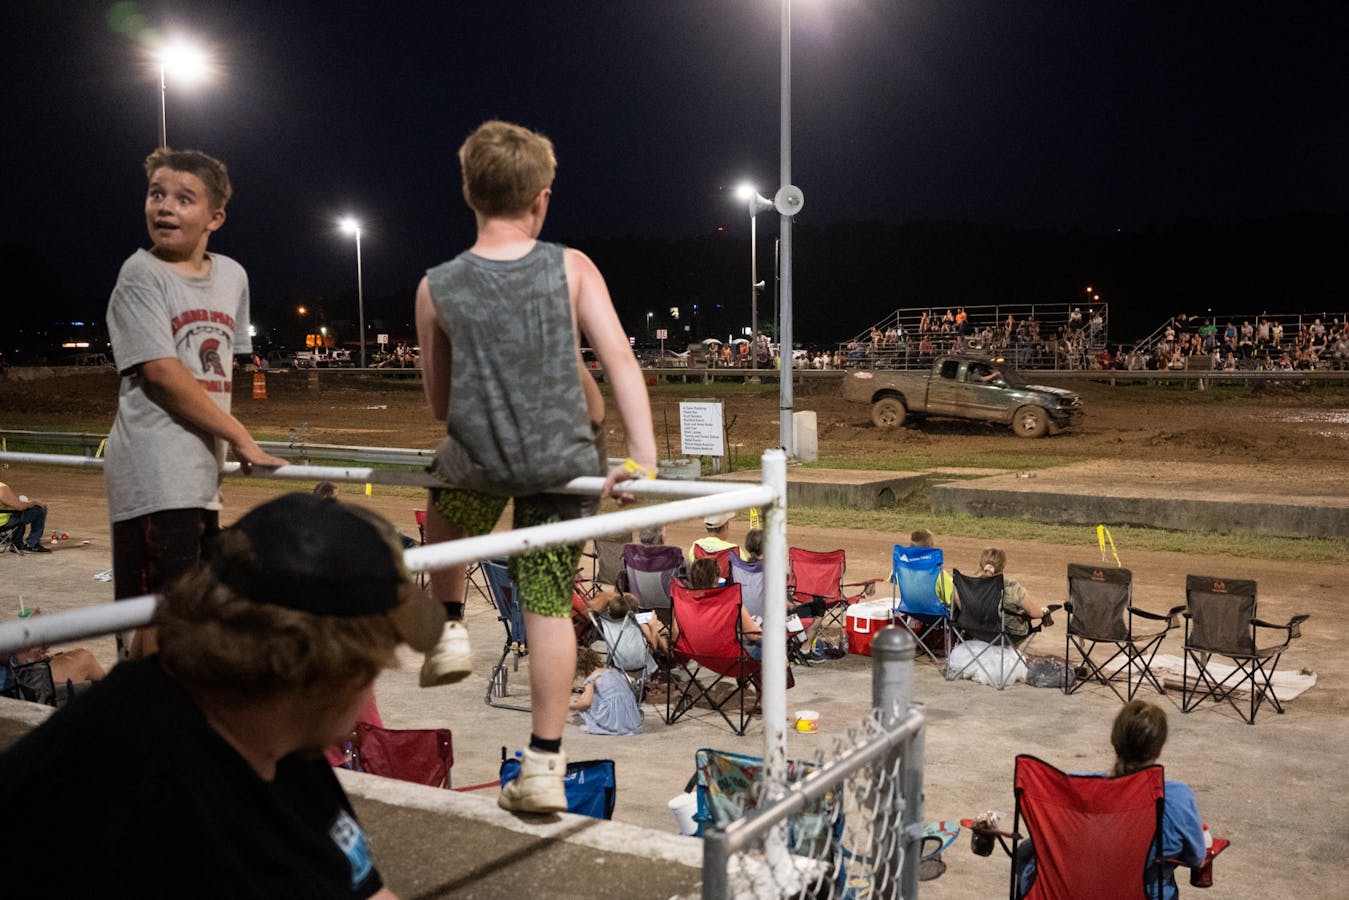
top-left (701, 629), bottom-right (926, 900)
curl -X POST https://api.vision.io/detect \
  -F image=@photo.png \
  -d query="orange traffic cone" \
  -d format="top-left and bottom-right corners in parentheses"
top-left (252, 372), bottom-right (267, 399)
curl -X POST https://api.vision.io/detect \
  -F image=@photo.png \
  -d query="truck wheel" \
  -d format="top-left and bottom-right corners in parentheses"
top-left (871, 397), bottom-right (907, 429)
top-left (1013, 406), bottom-right (1048, 439)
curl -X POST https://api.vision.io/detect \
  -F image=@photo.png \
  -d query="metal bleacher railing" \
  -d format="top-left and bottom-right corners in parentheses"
top-left (0, 445), bottom-right (927, 899)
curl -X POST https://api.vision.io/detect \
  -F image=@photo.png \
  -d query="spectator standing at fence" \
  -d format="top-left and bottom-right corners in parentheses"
top-left (0, 493), bottom-right (438, 896)
top-left (416, 120), bottom-right (656, 814)
top-left (104, 148), bottom-right (288, 659)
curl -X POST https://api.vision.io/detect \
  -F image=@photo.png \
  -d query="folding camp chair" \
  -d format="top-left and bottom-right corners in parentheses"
top-left (667, 582), bottom-right (761, 735)
top-left (589, 609), bottom-right (657, 703)
top-left (622, 542), bottom-right (685, 637)
top-left (692, 748), bottom-right (842, 864)
top-left (1181, 574), bottom-right (1309, 724)
top-left (1064, 564), bottom-right (1185, 701)
top-left (730, 554), bottom-right (816, 667)
top-left (891, 545), bottom-right (953, 666)
top-left (500, 753), bottom-right (617, 819)
top-left (590, 532), bottom-right (632, 591)
top-left (693, 543), bottom-right (739, 582)
top-left (1009, 754), bottom-right (1165, 900)
top-left (340, 722), bottom-right (454, 788)
top-left (483, 558), bottom-right (531, 712)
top-left (949, 569), bottom-right (1033, 689)
top-left (788, 547), bottom-right (881, 633)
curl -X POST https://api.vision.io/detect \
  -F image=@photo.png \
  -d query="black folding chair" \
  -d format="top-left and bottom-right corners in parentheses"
top-left (1064, 564), bottom-right (1184, 701)
top-left (949, 570), bottom-right (1034, 690)
top-left (1181, 574), bottom-right (1309, 724)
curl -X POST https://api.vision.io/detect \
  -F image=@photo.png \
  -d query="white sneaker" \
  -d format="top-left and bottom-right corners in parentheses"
top-left (498, 747), bottom-right (568, 814)
top-left (419, 620), bottom-right (472, 687)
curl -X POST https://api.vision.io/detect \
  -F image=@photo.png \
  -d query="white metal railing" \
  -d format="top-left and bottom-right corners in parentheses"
top-left (0, 447), bottom-right (796, 852)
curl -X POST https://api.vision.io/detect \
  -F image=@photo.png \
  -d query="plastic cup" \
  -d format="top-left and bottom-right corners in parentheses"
top-left (794, 710), bottom-right (820, 733)
top-left (668, 791), bottom-right (699, 836)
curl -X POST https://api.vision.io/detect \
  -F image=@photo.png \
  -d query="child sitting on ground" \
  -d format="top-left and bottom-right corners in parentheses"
top-left (568, 648), bottom-right (642, 736)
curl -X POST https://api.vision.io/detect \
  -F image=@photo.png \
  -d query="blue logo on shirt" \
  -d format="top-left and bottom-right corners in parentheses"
top-left (329, 810), bottom-right (373, 887)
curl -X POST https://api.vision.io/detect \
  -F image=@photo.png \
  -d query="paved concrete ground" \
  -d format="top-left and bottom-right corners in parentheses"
top-left (0, 462), bottom-right (1344, 898)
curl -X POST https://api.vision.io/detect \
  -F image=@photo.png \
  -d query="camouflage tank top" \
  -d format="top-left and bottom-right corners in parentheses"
top-left (425, 241), bottom-right (600, 496)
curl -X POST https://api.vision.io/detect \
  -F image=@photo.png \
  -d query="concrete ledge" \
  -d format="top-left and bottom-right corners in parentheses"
top-left (710, 467), bottom-right (924, 509)
top-left (341, 771), bottom-right (702, 898)
top-left (932, 461), bottom-right (1349, 538)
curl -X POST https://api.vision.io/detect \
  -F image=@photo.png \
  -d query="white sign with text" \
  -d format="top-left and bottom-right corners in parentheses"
top-left (680, 401), bottom-right (725, 457)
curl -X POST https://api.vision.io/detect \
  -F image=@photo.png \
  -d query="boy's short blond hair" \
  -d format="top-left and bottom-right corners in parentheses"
top-left (458, 120), bottom-right (556, 218)
top-left (144, 147), bottom-right (233, 210)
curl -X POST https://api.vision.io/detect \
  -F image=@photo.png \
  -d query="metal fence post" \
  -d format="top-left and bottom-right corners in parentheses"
top-left (871, 625), bottom-right (921, 899)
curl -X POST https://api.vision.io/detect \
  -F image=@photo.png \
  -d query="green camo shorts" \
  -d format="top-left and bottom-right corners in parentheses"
top-left (430, 487), bottom-right (595, 618)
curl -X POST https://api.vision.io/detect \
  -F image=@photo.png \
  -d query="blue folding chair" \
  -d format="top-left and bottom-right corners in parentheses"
top-left (891, 545), bottom-right (953, 666)
top-left (483, 559), bottom-right (531, 712)
top-left (500, 753), bottom-right (616, 819)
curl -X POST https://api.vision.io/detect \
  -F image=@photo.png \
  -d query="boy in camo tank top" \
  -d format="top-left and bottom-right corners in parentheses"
top-left (415, 120), bottom-right (656, 813)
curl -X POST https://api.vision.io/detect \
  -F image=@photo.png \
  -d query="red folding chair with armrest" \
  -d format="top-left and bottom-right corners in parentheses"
top-left (666, 582), bottom-right (761, 735)
top-left (788, 547), bottom-right (882, 634)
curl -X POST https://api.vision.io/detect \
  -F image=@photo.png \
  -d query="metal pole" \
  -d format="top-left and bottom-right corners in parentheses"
top-left (871, 626), bottom-right (922, 898)
top-left (158, 63), bottom-right (168, 148)
top-left (778, 0), bottom-right (794, 456)
top-left (759, 447), bottom-right (791, 880)
top-left (354, 227), bottom-right (366, 369)
top-left (750, 208), bottom-right (759, 369)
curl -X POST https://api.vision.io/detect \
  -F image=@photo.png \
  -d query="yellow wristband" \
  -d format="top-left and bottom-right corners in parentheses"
top-left (623, 458), bottom-right (657, 479)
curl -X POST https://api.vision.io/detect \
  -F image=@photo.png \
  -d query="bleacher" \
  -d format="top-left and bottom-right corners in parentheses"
top-left (835, 302), bottom-right (1110, 371)
top-left (1130, 312), bottom-right (1349, 371)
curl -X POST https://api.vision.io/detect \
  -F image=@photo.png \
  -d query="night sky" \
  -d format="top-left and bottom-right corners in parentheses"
top-left (3, 1), bottom-right (1346, 342)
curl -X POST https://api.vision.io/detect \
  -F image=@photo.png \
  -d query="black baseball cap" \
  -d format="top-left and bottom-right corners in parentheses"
top-left (211, 493), bottom-right (442, 651)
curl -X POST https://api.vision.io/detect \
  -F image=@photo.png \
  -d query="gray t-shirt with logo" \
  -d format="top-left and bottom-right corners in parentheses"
top-left (425, 241), bottom-right (599, 497)
top-left (105, 248), bottom-right (251, 522)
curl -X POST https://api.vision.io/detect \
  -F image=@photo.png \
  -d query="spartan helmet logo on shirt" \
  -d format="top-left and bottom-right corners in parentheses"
top-left (199, 338), bottom-right (227, 377)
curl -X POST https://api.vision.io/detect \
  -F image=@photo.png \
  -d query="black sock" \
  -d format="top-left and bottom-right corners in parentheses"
top-left (529, 735), bottom-right (562, 754)
top-left (443, 602), bottom-right (465, 621)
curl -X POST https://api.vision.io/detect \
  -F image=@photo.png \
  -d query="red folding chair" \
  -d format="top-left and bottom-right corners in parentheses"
top-left (788, 547), bottom-right (882, 633)
top-left (666, 582), bottom-right (760, 735)
top-left (1010, 754), bottom-right (1163, 900)
top-left (338, 722), bottom-right (454, 789)
top-left (693, 543), bottom-right (739, 582)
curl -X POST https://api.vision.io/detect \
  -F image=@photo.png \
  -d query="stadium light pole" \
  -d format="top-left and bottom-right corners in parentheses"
top-left (339, 217), bottom-right (366, 369)
top-left (156, 38), bottom-right (208, 149)
top-left (735, 184), bottom-right (774, 369)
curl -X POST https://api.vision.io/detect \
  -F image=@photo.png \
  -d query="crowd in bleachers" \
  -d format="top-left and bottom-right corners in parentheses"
top-left (838, 303), bottom-right (1110, 371)
top-left (1135, 314), bottom-right (1349, 371)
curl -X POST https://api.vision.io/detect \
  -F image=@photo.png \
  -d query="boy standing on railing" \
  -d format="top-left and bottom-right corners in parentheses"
top-left (415, 120), bottom-right (656, 813)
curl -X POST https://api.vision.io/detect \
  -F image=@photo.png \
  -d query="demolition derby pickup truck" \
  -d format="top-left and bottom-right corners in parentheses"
top-left (841, 354), bottom-right (1084, 438)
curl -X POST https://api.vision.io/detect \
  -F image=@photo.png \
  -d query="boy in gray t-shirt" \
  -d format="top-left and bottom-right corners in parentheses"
top-left (105, 148), bottom-right (287, 657)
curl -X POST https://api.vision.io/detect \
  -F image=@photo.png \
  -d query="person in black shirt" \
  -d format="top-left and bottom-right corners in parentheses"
top-left (0, 492), bottom-right (442, 898)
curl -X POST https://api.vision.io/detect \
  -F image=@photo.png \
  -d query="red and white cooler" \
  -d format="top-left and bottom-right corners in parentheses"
top-left (845, 600), bottom-right (895, 656)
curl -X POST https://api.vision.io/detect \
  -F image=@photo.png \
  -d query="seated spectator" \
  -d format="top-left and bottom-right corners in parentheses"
top-left (568, 647), bottom-right (642, 735)
top-left (955, 548), bottom-right (1053, 639)
top-left (0, 480), bottom-right (51, 553)
top-left (587, 590), bottom-right (662, 664)
top-left (677, 557), bottom-right (763, 658)
top-left (1016, 700), bottom-right (1206, 899)
top-left (0, 492), bottom-right (443, 896)
top-left (688, 511), bottom-right (740, 563)
top-left (8, 607), bottom-right (106, 691)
